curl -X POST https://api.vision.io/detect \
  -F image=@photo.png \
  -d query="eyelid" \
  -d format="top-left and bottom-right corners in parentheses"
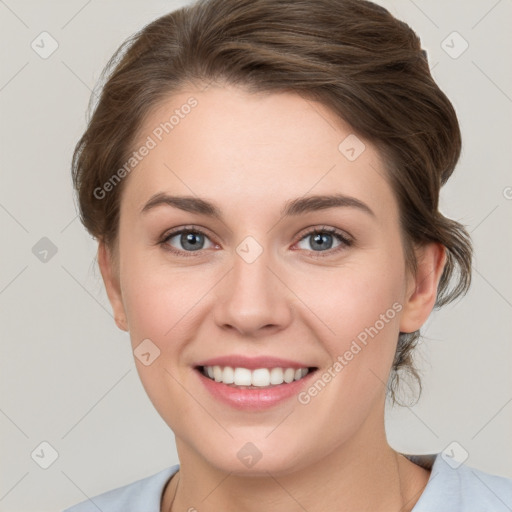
top-left (159, 225), bottom-right (218, 258)
top-left (160, 225), bottom-right (213, 243)
top-left (294, 225), bottom-right (353, 244)
top-left (292, 225), bottom-right (353, 257)
top-left (159, 224), bottom-right (353, 257)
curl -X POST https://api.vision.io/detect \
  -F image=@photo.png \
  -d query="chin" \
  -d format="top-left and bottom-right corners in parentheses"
top-left (190, 432), bottom-right (316, 477)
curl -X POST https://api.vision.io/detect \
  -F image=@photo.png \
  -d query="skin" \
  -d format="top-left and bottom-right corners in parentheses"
top-left (98, 83), bottom-right (446, 512)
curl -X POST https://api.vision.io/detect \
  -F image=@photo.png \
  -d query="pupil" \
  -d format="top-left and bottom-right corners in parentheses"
top-left (182, 232), bottom-right (203, 251)
top-left (312, 233), bottom-right (332, 250)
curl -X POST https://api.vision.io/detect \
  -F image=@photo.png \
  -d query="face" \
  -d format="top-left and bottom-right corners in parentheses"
top-left (99, 83), bottom-right (441, 476)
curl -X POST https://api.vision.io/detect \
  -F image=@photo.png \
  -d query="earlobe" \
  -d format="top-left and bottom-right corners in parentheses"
top-left (97, 241), bottom-right (129, 332)
top-left (399, 243), bottom-right (446, 334)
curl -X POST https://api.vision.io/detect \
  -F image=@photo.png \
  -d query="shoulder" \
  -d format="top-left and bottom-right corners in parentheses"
top-left (61, 464), bottom-right (179, 512)
top-left (408, 453), bottom-right (512, 511)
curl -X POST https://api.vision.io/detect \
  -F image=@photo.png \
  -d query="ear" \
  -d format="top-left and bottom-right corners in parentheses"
top-left (97, 241), bottom-right (128, 332)
top-left (399, 242), bottom-right (446, 334)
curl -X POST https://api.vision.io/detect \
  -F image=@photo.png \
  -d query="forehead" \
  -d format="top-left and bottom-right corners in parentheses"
top-left (122, 84), bottom-right (395, 220)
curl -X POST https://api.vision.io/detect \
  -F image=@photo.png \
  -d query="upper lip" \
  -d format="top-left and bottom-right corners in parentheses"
top-left (194, 355), bottom-right (317, 370)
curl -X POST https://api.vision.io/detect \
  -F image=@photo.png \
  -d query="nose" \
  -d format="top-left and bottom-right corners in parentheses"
top-left (213, 246), bottom-right (293, 337)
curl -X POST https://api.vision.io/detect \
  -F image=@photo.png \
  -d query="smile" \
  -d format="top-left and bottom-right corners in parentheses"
top-left (199, 365), bottom-right (314, 388)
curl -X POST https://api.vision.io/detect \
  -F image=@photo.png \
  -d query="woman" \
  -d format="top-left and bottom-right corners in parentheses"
top-left (63, 0), bottom-right (512, 510)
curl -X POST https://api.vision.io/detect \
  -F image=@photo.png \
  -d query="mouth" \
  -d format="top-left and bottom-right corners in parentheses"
top-left (193, 358), bottom-right (320, 410)
top-left (195, 365), bottom-right (318, 389)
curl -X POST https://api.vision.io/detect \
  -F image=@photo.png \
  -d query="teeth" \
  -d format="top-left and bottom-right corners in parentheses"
top-left (283, 368), bottom-right (295, 383)
top-left (201, 365), bottom-right (312, 387)
top-left (251, 368), bottom-right (269, 387)
top-left (234, 367), bottom-right (252, 386)
top-left (213, 366), bottom-right (223, 382)
top-left (270, 367), bottom-right (284, 385)
top-left (222, 366), bottom-right (234, 384)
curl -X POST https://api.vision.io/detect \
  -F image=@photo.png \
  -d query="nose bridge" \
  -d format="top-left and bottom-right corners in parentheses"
top-left (214, 237), bottom-right (292, 335)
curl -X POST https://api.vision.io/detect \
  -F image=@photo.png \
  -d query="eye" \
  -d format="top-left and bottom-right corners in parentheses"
top-left (160, 227), bottom-right (216, 256)
top-left (159, 225), bottom-right (352, 258)
top-left (295, 227), bottom-right (352, 255)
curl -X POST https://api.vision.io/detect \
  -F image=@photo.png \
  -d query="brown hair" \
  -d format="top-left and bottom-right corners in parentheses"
top-left (71, 0), bottom-right (472, 405)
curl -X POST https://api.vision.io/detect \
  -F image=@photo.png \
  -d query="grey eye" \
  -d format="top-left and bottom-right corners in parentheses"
top-left (165, 230), bottom-right (214, 252)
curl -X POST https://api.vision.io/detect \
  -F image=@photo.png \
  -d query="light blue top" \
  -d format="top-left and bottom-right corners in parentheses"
top-left (62, 453), bottom-right (512, 512)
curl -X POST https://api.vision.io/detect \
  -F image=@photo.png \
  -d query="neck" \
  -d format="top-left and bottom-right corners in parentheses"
top-left (162, 403), bottom-right (430, 512)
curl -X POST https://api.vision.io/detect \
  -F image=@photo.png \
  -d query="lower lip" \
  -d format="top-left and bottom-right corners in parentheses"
top-left (195, 368), bottom-right (317, 411)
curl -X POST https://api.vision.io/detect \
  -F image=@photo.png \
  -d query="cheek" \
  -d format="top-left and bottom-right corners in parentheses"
top-left (322, 264), bottom-right (404, 400)
top-left (120, 238), bottom-right (406, 351)
top-left (119, 260), bottom-right (203, 422)
top-left (118, 241), bottom-right (210, 340)
top-left (299, 259), bottom-right (404, 342)
top-left (300, 256), bottom-right (406, 406)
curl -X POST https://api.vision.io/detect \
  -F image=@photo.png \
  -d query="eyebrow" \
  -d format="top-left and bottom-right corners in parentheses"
top-left (140, 192), bottom-right (375, 219)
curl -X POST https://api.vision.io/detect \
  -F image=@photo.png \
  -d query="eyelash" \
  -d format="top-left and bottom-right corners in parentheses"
top-left (159, 225), bottom-right (353, 259)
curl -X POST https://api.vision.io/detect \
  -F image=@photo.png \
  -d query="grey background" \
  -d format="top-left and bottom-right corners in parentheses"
top-left (0, 0), bottom-right (511, 510)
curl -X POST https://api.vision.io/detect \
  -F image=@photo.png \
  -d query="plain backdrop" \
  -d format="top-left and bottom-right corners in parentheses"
top-left (0, 1), bottom-right (511, 511)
